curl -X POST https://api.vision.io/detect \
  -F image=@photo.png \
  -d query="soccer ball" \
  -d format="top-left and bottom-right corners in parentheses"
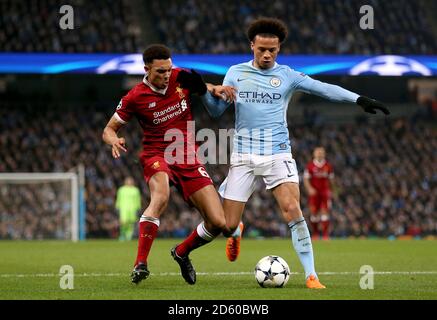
top-left (254, 255), bottom-right (290, 288)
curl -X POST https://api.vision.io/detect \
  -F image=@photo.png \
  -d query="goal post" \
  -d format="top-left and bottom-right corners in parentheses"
top-left (0, 171), bottom-right (85, 242)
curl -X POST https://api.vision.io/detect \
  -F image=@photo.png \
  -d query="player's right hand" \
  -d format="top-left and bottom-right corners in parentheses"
top-left (308, 187), bottom-right (317, 196)
top-left (356, 96), bottom-right (390, 115)
top-left (177, 69), bottom-right (207, 95)
top-left (111, 137), bottom-right (127, 159)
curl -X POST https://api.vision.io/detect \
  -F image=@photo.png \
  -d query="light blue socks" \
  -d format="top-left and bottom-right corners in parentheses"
top-left (288, 218), bottom-right (317, 279)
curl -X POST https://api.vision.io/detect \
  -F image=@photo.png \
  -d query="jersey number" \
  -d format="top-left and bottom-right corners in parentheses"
top-left (181, 99), bottom-right (187, 112)
top-left (198, 167), bottom-right (210, 178)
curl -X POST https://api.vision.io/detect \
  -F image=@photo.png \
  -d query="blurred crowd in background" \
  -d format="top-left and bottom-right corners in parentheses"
top-left (0, 0), bottom-right (140, 53)
top-left (151, 0), bottom-right (437, 55)
top-left (1, 0), bottom-right (436, 55)
top-left (1, 103), bottom-right (435, 240)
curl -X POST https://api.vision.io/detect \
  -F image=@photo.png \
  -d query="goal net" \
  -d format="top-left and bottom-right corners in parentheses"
top-left (0, 172), bottom-right (81, 241)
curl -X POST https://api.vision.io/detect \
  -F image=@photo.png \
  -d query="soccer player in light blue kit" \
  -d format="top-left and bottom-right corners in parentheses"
top-left (178, 17), bottom-right (389, 289)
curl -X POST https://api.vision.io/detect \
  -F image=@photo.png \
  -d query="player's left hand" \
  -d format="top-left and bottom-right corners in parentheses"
top-left (177, 69), bottom-right (207, 96)
top-left (356, 96), bottom-right (390, 115)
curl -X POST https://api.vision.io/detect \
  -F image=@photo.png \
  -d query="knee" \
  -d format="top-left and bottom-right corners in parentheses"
top-left (205, 216), bottom-right (227, 234)
top-left (284, 199), bottom-right (301, 215)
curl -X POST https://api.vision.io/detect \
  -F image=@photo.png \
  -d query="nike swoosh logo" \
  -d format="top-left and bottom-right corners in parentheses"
top-left (298, 236), bottom-right (309, 242)
top-left (237, 78), bottom-right (247, 82)
top-left (287, 174), bottom-right (295, 178)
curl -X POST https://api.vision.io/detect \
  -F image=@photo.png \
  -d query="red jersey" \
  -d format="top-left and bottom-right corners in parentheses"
top-left (114, 68), bottom-right (196, 160)
top-left (304, 160), bottom-right (334, 192)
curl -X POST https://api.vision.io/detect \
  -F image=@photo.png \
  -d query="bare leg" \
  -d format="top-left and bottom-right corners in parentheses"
top-left (223, 198), bottom-right (246, 236)
top-left (189, 185), bottom-right (226, 235)
top-left (131, 172), bottom-right (170, 284)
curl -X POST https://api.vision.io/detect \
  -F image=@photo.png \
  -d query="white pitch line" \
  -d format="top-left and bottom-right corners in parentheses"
top-left (1, 271), bottom-right (437, 278)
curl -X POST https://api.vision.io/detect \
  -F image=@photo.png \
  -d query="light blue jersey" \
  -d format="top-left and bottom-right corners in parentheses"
top-left (202, 60), bottom-right (360, 155)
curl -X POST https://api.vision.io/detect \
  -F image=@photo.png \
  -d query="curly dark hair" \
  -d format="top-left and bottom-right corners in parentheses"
top-left (142, 44), bottom-right (171, 64)
top-left (247, 17), bottom-right (288, 43)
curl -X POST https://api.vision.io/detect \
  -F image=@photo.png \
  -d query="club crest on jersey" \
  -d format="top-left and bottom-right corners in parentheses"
top-left (148, 102), bottom-right (156, 109)
top-left (152, 161), bottom-right (160, 169)
top-left (270, 77), bottom-right (281, 87)
top-left (176, 86), bottom-right (185, 99)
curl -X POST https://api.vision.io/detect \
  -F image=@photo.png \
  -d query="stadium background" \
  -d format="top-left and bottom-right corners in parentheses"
top-left (0, 0), bottom-right (436, 241)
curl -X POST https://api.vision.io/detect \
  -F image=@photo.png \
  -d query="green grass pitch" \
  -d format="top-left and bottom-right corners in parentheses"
top-left (0, 239), bottom-right (436, 300)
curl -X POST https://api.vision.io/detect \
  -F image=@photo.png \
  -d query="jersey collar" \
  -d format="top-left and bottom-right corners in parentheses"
top-left (313, 159), bottom-right (326, 167)
top-left (248, 60), bottom-right (279, 72)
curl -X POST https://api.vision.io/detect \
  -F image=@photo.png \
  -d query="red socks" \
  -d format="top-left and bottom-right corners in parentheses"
top-left (134, 218), bottom-right (159, 266)
top-left (321, 220), bottom-right (330, 239)
top-left (176, 223), bottom-right (215, 257)
top-left (134, 220), bottom-right (217, 266)
top-left (310, 221), bottom-right (319, 237)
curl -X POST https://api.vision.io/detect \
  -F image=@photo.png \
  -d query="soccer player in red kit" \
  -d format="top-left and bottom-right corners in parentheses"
top-left (102, 44), bottom-right (234, 285)
top-left (304, 147), bottom-right (335, 240)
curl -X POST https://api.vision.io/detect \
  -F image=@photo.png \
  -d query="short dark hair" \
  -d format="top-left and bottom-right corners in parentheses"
top-left (247, 17), bottom-right (288, 43)
top-left (142, 44), bottom-right (171, 64)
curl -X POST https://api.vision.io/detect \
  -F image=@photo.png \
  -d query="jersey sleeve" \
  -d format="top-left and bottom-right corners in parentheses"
top-left (222, 66), bottom-right (236, 87)
top-left (115, 189), bottom-right (121, 209)
top-left (200, 92), bottom-right (231, 118)
top-left (289, 68), bottom-right (359, 103)
top-left (114, 91), bottom-right (136, 124)
top-left (303, 163), bottom-right (312, 179)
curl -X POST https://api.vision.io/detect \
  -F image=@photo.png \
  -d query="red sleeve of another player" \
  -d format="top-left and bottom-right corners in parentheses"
top-left (304, 162), bottom-right (312, 179)
top-left (115, 91), bottom-right (135, 123)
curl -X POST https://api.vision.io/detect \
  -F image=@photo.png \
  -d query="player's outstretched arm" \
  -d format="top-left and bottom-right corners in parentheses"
top-left (102, 115), bottom-right (127, 159)
top-left (296, 75), bottom-right (390, 115)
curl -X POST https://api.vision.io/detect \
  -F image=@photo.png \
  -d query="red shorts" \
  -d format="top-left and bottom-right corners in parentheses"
top-left (309, 192), bottom-right (331, 213)
top-left (140, 154), bottom-right (213, 202)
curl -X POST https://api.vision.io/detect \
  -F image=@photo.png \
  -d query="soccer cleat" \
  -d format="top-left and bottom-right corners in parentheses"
top-left (131, 263), bottom-right (150, 284)
top-left (171, 246), bottom-right (196, 285)
top-left (226, 222), bottom-right (244, 262)
top-left (306, 274), bottom-right (326, 289)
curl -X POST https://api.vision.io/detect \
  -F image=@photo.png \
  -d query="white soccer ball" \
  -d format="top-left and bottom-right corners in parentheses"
top-left (254, 255), bottom-right (290, 288)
